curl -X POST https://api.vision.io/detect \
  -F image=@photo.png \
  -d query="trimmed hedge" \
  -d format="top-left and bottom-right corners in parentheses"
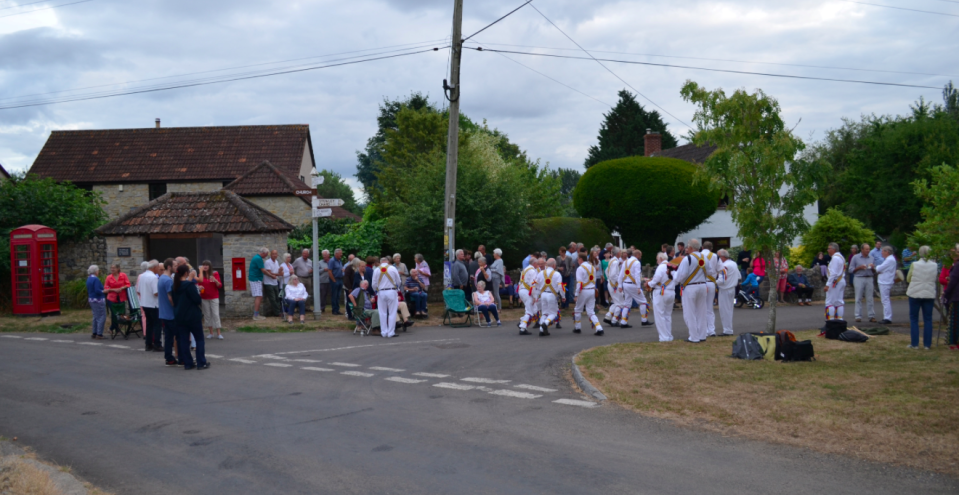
top-left (504, 217), bottom-right (611, 267)
top-left (573, 156), bottom-right (719, 258)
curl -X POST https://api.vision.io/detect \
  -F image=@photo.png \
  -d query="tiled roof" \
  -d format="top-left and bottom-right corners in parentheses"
top-left (223, 161), bottom-right (362, 221)
top-left (29, 125), bottom-right (311, 183)
top-left (96, 191), bottom-right (293, 235)
top-left (651, 143), bottom-right (717, 164)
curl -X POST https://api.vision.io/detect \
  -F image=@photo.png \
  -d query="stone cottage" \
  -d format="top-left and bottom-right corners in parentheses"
top-left (95, 190), bottom-right (293, 316)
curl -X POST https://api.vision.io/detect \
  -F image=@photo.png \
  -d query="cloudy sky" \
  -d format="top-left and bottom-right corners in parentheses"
top-left (1, 0), bottom-right (956, 197)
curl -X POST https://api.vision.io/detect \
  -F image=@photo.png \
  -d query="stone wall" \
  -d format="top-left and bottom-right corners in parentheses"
top-left (58, 236), bottom-right (106, 282)
top-left (246, 196), bottom-right (310, 227)
top-left (222, 232), bottom-right (290, 317)
top-left (95, 184), bottom-right (149, 220)
top-left (104, 236), bottom-right (147, 277)
top-left (166, 182), bottom-right (223, 193)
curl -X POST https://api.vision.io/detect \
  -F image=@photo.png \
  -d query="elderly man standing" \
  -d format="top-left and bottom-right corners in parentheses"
top-left (787, 265), bottom-right (814, 305)
top-left (373, 257), bottom-right (401, 338)
top-left (292, 249), bottom-right (313, 308)
top-left (249, 248), bottom-right (267, 320)
top-left (317, 250), bottom-right (331, 313)
top-left (673, 239), bottom-right (710, 343)
top-left (451, 249), bottom-right (469, 292)
top-left (647, 252), bottom-right (675, 341)
top-left (715, 249), bottom-right (740, 336)
top-left (262, 250), bottom-right (281, 317)
top-left (329, 249), bottom-right (346, 316)
top-left (824, 242), bottom-right (847, 321)
top-left (848, 243), bottom-right (877, 322)
top-left (876, 245), bottom-right (898, 324)
top-left (137, 260), bottom-right (161, 352)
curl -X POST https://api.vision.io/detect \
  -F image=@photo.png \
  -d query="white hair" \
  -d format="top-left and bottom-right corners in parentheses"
top-left (147, 260), bottom-right (159, 270)
top-left (717, 249), bottom-right (728, 258)
top-left (140, 261), bottom-right (149, 270)
top-left (321, 249), bottom-right (330, 256)
top-left (360, 279), bottom-right (369, 287)
top-left (393, 253), bottom-right (401, 260)
top-left (656, 252), bottom-right (668, 263)
top-left (283, 252), bottom-right (291, 261)
top-left (493, 248), bottom-right (502, 256)
top-left (882, 245), bottom-right (893, 255)
top-left (259, 247), bottom-right (269, 255)
top-left (687, 239), bottom-right (701, 251)
top-left (918, 245), bottom-right (931, 258)
top-left (455, 249), bottom-right (464, 256)
top-left (88, 265), bottom-right (99, 275)
top-left (288, 275), bottom-right (300, 284)
top-left (476, 280), bottom-right (486, 290)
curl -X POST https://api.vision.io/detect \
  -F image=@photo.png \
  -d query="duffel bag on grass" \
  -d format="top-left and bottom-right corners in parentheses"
top-left (786, 340), bottom-right (816, 361)
top-left (861, 326), bottom-right (890, 336)
top-left (732, 333), bottom-right (764, 360)
top-left (823, 320), bottom-right (847, 340)
top-left (838, 330), bottom-right (869, 343)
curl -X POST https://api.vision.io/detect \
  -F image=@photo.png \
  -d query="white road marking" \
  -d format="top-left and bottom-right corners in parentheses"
top-left (269, 338), bottom-right (461, 356)
top-left (553, 399), bottom-right (598, 408)
top-left (342, 371), bottom-right (375, 377)
top-left (107, 344), bottom-right (130, 349)
top-left (24, 337), bottom-right (48, 341)
top-left (291, 359), bottom-right (322, 363)
top-left (369, 366), bottom-right (404, 372)
top-left (206, 354), bottom-right (224, 358)
top-left (77, 342), bottom-right (103, 346)
top-left (385, 377), bottom-right (426, 384)
top-left (253, 354), bottom-right (289, 360)
top-left (302, 367), bottom-right (335, 372)
top-left (489, 389), bottom-right (542, 399)
top-left (264, 363), bottom-right (293, 368)
top-left (514, 384), bottom-right (558, 393)
top-left (51, 340), bottom-right (73, 343)
top-left (462, 377), bottom-right (511, 384)
top-left (1, 335), bottom-right (23, 339)
top-left (229, 358), bottom-right (257, 364)
top-left (433, 382), bottom-right (475, 391)
top-left (329, 362), bottom-right (361, 367)
top-left (413, 372), bottom-right (450, 378)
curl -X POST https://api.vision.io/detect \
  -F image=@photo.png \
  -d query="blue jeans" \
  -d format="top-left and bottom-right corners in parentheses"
top-left (478, 304), bottom-right (499, 323)
top-left (287, 299), bottom-right (305, 316)
top-left (331, 281), bottom-right (343, 314)
top-left (408, 292), bottom-right (428, 314)
top-left (177, 319), bottom-right (205, 369)
top-left (909, 297), bottom-right (934, 348)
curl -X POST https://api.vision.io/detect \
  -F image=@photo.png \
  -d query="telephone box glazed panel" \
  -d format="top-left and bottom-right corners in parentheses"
top-left (10, 225), bottom-right (60, 316)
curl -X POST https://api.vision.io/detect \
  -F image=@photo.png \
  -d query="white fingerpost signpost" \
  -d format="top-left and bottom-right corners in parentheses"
top-left (309, 172), bottom-right (345, 319)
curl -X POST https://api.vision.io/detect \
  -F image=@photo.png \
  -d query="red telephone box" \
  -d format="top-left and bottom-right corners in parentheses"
top-left (10, 225), bottom-right (61, 316)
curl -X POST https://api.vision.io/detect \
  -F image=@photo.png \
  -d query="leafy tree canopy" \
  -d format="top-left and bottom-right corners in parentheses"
top-left (910, 164), bottom-right (959, 263)
top-left (573, 156), bottom-right (719, 259)
top-left (584, 89), bottom-right (678, 168)
top-left (549, 168), bottom-right (581, 217)
top-left (799, 209), bottom-right (876, 267)
top-left (314, 169), bottom-right (361, 215)
top-left (288, 219), bottom-right (386, 259)
top-left (681, 81), bottom-right (826, 332)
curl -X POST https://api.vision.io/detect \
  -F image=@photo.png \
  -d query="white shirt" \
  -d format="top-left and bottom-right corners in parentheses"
top-left (619, 256), bottom-right (642, 285)
top-left (717, 259), bottom-right (741, 290)
top-left (647, 261), bottom-right (672, 293)
top-left (263, 258), bottom-right (280, 286)
top-left (876, 255), bottom-right (897, 285)
top-left (827, 252), bottom-right (846, 287)
top-left (519, 266), bottom-right (539, 295)
top-left (372, 263), bottom-right (401, 291)
top-left (606, 257), bottom-right (621, 288)
top-left (575, 263), bottom-right (597, 295)
top-left (136, 270), bottom-right (159, 308)
top-left (284, 282), bottom-right (308, 300)
top-left (280, 263), bottom-right (292, 287)
top-left (533, 267), bottom-right (563, 299)
top-left (701, 249), bottom-right (720, 282)
top-left (674, 251), bottom-right (709, 286)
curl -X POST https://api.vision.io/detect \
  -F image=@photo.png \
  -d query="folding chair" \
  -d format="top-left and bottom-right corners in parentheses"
top-left (348, 299), bottom-right (373, 336)
top-left (442, 289), bottom-right (472, 328)
top-left (110, 287), bottom-right (143, 340)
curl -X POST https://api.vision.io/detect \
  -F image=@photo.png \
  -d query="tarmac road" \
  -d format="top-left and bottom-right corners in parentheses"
top-left (1, 299), bottom-right (954, 494)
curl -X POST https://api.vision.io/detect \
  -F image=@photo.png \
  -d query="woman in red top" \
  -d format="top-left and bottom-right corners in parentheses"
top-left (773, 252), bottom-right (789, 303)
top-left (104, 263), bottom-right (130, 335)
top-left (197, 260), bottom-right (223, 339)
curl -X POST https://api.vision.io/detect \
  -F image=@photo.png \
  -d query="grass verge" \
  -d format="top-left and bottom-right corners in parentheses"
top-left (577, 330), bottom-right (959, 476)
top-left (0, 310), bottom-right (92, 334)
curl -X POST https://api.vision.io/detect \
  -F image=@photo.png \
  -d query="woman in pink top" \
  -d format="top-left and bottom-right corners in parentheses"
top-left (773, 252), bottom-right (789, 303)
top-left (104, 263), bottom-right (130, 335)
top-left (752, 256), bottom-right (767, 286)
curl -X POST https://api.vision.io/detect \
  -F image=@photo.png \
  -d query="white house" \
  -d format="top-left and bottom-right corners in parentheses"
top-left (646, 132), bottom-right (818, 251)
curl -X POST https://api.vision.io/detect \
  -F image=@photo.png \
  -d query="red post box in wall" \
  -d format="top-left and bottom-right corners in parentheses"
top-left (10, 225), bottom-right (61, 316)
top-left (232, 258), bottom-right (247, 291)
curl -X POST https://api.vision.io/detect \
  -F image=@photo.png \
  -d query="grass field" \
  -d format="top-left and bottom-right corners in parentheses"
top-left (577, 330), bottom-right (959, 476)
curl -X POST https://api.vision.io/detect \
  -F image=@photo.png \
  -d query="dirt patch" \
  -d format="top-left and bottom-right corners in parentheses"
top-left (577, 331), bottom-right (959, 476)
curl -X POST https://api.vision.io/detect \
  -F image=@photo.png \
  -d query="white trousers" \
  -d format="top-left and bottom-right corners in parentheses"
top-left (574, 289), bottom-right (602, 331)
top-left (853, 276), bottom-right (875, 319)
top-left (605, 286), bottom-right (625, 324)
top-left (682, 284), bottom-right (708, 341)
top-left (705, 282), bottom-right (717, 336)
top-left (539, 293), bottom-right (559, 326)
top-left (377, 290), bottom-right (398, 338)
top-left (825, 279), bottom-right (846, 320)
top-left (718, 286), bottom-right (735, 335)
top-left (879, 283), bottom-right (893, 321)
top-left (623, 283), bottom-right (648, 322)
top-left (652, 290), bottom-right (673, 341)
top-left (519, 290), bottom-right (536, 329)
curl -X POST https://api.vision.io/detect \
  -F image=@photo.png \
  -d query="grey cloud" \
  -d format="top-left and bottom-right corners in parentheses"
top-left (0, 28), bottom-right (105, 70)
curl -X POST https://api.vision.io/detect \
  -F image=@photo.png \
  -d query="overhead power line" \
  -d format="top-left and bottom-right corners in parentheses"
top-left (527, 3), bottom-right (692, 129)
top-left (840, 0), bottom-right (959, 17)
top-left (463, 40), bottom-right (958, 79)
top-left (0, 47), bottom-right (444, 110)
top-left (463, 0), bottom-right (532, 41)
top-left (0, 0), bottom-right (54, 12)
top-left (0, 0), bottom-right (92, 18)
top-left (467, 47), bottom-right (944, 90)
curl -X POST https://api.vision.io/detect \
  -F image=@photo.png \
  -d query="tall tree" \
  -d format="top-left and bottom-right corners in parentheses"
top-left (550, 168), bottom-right (581, 217)
top-left (681, 81), bottom-right (826, 333)
top-left (944, 81), bottom-right (959, 121)
top-left (314, 169), bottom-right (361, 215)
top-left (584, 89), bottom-right (677, 168)
top-left (910, 164), bottom-right (959, 261)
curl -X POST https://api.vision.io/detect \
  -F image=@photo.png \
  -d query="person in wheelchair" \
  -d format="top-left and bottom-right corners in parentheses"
top-left (741, 272), bottom-right (761, 302)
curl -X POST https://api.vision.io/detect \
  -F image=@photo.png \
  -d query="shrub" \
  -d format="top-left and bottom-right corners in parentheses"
top-left (289, 219), bottom-right (386, 259)
top-left (800, 208), bottom-right (875, 266)
top-left (573, 156), bottom-right (720, 259)
top-left (505, 217), bottom-right (612, 267)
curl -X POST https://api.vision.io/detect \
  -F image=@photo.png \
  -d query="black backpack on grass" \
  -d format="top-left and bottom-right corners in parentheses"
top-left (775, 330), bottom-right (797, 361)
top-left (823, 320), bottom-right (847, 340)
top-left (732, 333), bottom-right (764, 360)
top-left (787, 340), bottom-right (816, 361)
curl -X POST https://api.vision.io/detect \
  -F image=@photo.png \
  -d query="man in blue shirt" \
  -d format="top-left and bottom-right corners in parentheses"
top-left (158, 259), bottom-right (178, 366)
top-left (328, 248), bottom-right (345, 315)
top-left (901, 245), bottom-right (915, 274)
top-left (869, 241), bottom-right (884, 267)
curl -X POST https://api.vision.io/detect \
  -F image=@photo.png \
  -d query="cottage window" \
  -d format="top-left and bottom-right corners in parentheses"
top-left (149, 183), bottom-right (167, 201)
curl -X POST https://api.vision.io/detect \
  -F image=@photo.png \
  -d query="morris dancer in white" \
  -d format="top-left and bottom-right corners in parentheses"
top-left (574, 252), bottom-right (604, 336)
top-left (875, 245), bottom-right (897, 324)
top-left (715, 249), bottom-right (740, 336)
top-left (701, 241), bottom-right (720, 337)
top-left (603, 247), bottom-right (624, 326)
top-left (372, 257), bottom-right (401, 338)
top-left (533, 258), bottom-right (565, 335)
top-left (672, 239), bottom-right (709, 343)
top-left (824, 242), bottom-right (847, 321)
top-left (646, 252), bottom-right (674, 342)
top-left (517, 261), bottom-right (539, 336)
top-left (619, 249), bottom-right (652, 328)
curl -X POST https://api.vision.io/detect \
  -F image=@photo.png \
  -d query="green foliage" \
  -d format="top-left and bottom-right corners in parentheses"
top-left (800, 209), bottom-right (875, 267)
top-left (550, 168), bottom-right (582, 217)
top-left (910, 164), bottom-right (959, 260)
top-left (584, 89), bottom-right (678, 168)
top-left (314, 170), bottom-right (361, 215)
top-left (289, 219), bottom-right (386, 259)
top-left (0, 173), bottom-right (108, 271)
top-left (681, 81), bottom-right (826, 332)
top-left (505, 217), bottom-right (611, 267)
top-left (62, 276), bottom-right (104, 309)
top-left (287, 218), bottom-right (358, 250)
top-left (573, 156), bottom-right (719, 261)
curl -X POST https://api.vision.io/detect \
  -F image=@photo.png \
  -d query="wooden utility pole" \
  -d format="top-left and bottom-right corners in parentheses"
top-left (443, 0), bottom-right (463, 287)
